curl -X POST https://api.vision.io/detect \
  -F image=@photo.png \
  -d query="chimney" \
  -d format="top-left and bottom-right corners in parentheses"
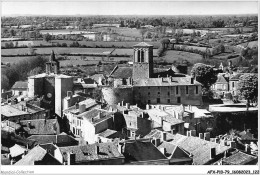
top-left (117, 143), bottom-right (124, 154)
top-left (160, 117), bottom-right (164, 126)
top-left (23, 150), bottom-right (28, 156)
top-left (210, 147), bottom-right (216, 159)
top-left (245, 144), bottom-right (251, 153)
top-left (199, 133), bottom-right (203, 139)
top-left (79, 104), bottom-right (86, 114)
top-left (126, 103), bottom-right (130, 109)
top-left (67, 152), bottom-right (76, 165)
top-left (230, 141), bottom-right (236, 148)
top-left (186, 131), bottom-right (191, 137)
top-left (161, 132), bottom-right (167, 142)
top-left (91, 117), bottom-right (94, 123)
top-left (96, 145), bottom-right (100, 155)
top-left (191, 77), bottom-right (194, 84)
top-left (215, 138), bottom-right (220, 143)
top-left (155, 138), bottom-right (160, 147)
top-left (190, 130), bottom-right (196, 137)
top-left (67, 91), bottom-right (72, 98)
top-left (159, 147), bottom-right (166, 155)
top-left (121, 101), bottom-right (124, 107)
top-left (146, 104), bottom-right (150, 110)
top-left (204, 132), bottom-right (210, 141)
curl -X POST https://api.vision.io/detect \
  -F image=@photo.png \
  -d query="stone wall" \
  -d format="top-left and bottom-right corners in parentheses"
top-left (133, 85), bottom-right (202, 106)
top-left (102, 86), bottom-right (133, 105)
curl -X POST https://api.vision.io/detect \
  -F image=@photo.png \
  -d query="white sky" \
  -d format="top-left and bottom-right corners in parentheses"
top-left (1, 0), bottom-right (259, 16)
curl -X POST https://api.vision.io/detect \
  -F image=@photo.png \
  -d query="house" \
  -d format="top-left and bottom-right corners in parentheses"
top-left (28, 132), bottom-right (78, 147)
top-left (211, 73), bottom-right (230, 97)
top-left (157, 142), bottom-right (193, 165)
top-left (54, 142), bottom-right (124, 165)
top-left (63, 100), bottom-right (101, 138)
top-left (110, 103), bottom-right (153, 139)
top-left (9, 144), bottom-right (28, 163)
top-left (11, 81), bottom-right (28, 96)
top-left (108, 65), bottom-right (133, 87)
top-left (81, 109), bottom-right (115, 144)
top-left (1, 120), bottom-right (21, 133)
top-left (1, 101), bottom-right (49, 122)
top-left (19, 118), bottom-right (60, 136)
top-left (96, 129), bottom-right (125, 143)
top-left (169, 133), bottom-right (232, 165)
top-left (122, 139), bottom-right (169, 165)
top-left (145, 106), bottom-right (185, 135)
top-left (144, 129), bottom-right (176, 142)
top-left (15, 145), bottom-right (61, 165)
top-left (221, 150), bottom-right (258, 165)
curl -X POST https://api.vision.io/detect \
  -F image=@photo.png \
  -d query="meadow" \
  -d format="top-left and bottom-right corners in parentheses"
top-left (157, 50), bottom-right (203, 64)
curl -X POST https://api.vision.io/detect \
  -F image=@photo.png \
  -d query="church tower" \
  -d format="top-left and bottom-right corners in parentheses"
top-left (132, 42), bottom-right (153, 80)
top-left (46, 50), bottom-right (60, 74)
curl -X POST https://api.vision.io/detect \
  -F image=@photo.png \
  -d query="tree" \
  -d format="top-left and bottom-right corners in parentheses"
top-left (27, 67), bottom-right (43, 77)
top-left (238, 74), bottom-right (258, 108)
top-left (43, 33), bottom-right (52, 42)
top-left (1, 74), bottom-right (10, 90)
top-left (191, 63), bottom-right (218, 91)
top-left (139, 28), bottom-right (147, 41)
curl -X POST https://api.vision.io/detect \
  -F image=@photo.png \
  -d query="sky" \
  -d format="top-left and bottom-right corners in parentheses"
top-left (1, 0), bottom-right (259, 16)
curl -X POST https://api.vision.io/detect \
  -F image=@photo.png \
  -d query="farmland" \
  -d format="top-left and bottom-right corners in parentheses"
top-left (175, 44), bottom-right (213, 52)
top-left (239, 40), bottom-right (258, 48)
top-left (1, 47), bottom-right (159, 57)
top-left (156, 50), bottom-right (203, 64)
top-left (90, 27), bottom-right (142, 38)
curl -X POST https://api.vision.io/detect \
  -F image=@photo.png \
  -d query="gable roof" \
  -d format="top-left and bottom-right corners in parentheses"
top-left (124, 140), bottom-right (167, 162)
top-left (20, 119), bottom-right (59, 135)
top-left (81, 109), bottom-right (114, 125)
top-left (28, 133), bottom-right (78, 147)
top-left (58, 142), bottom-right (124, 163)
top-left (170, 135), bottom-right (230, 165)
top-left (144, 129), bottom-right (175, 142)
top-left (15, 145), bottom-right (61, 165)
top-left (11, 81), bottom-right (28, 90)
top-left (157, 142), bottom-right (191, 159)
top-left (216, 74), bottom-right (229, 83)
top-left (222, 150), bottom-right (257, 165)
top-left (98, 129), bottom-right (125, 139)
top-left (109, 67), bottom-right (133, 79)
top-left (9, 144), bottom-right (27, 157)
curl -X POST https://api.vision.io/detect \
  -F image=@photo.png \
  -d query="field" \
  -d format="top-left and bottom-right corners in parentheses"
top-left (40, 30), bottom-right (90, 35)
top-left (239, 40), bottom-right (258, 48)
top-left (157, 50), bottom-right (203, 64)
top-left (90, 27), bottom-right (142, 38)
top-left (2, 40), bottom-right (52, 47)
top-left (202, 27), bottom-right (254, 32)
top-left (175, 44), bottom-right (213, 52)
top-left (1, 56), bottom-right (33, 64)
top-left (1, 47), bottom-right (115, 56)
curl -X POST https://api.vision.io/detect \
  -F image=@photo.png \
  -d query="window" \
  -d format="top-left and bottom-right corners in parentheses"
top-left (158, 87), bottom-right (160, 90)
top-left (137, 50), bottom-right (141, 62)
top-left (157, 98), bottom-right (160, 103)
top-left (167, 99), bottom-right (170, 103)
top-left (158, 92), bottom-right (160, 95)
top-left (131, 131), bottom-right (135, 137)
top-left (141, 50), bottom-right (144, 62)
top-left (186, 86), bottom-right (189, 94)
top-left (176, 86), bottom-right (179, 95)
top-left (177, 97), bottom-right (181, 103)
top-left (148, 87), bottom-right (150, 89)
top-left (232, 82), bottom-right (235, 88)
top-left (148, 92), bottom-right (150, 96)
top-left (19, 91), bottom-right (22, 95)
top-left (148, 100), bottom-right (151, 104)
top-left (195, 86), bottom-right (199, 94)
top-left (168, 92), bottom-right (170, 96)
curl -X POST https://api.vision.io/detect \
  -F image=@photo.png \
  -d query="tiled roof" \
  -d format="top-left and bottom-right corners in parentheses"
top-left (15, 145), bottom-right (61, 165)
top-left (229, 73), bottom-right (244, 80)
top-left (146, 108), bottom-right (184, 125)
top-left (58, 142), bottom-right (124, 163)
top-left (133, 42), bottom-right (153, 47)
top-left (133, 76), bottom-right (201, 87)
top-left (63, 98), bottom-right (98, 114)
top-left (9, 144), bottom-right (27, 157)
top-left (1, 105), bottom-right (29, 117)
top-left (157, 142), bottom-right (191, 159)
top-left (98, 129), bottom-right (124, 139)
top-left (170, 135), bottom-right (230, 165)
top-left (28, 133), bottom-right (78, 147)
top-left (20, 119), bottom-right (59, 135)
top-left (109, 67), bottom-right (133, 79)
top-left (216, 75), bottom-right (229, 83)
top-left (124, 140), bottom-right (167, 161)
top-left (80, 109), bottom-right (114, 125)
top-left (144, 129), bottom-right (175, 141)
top-left (11, 81), bottom-right (28, 90)
top-left (153, 68), bottom-right (185, 78)
top-left (238, 131), bottom-right (257, 141)
top-left (1, 154), bottom-right (11, 165)
top-left (222, 150), bottom-right (257, 165)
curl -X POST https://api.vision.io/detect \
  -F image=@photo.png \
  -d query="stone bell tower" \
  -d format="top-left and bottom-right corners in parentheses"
top-left (132, 42), bottom-right (153, 80)
top-left (46, 50), bottom-right (60, 74)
